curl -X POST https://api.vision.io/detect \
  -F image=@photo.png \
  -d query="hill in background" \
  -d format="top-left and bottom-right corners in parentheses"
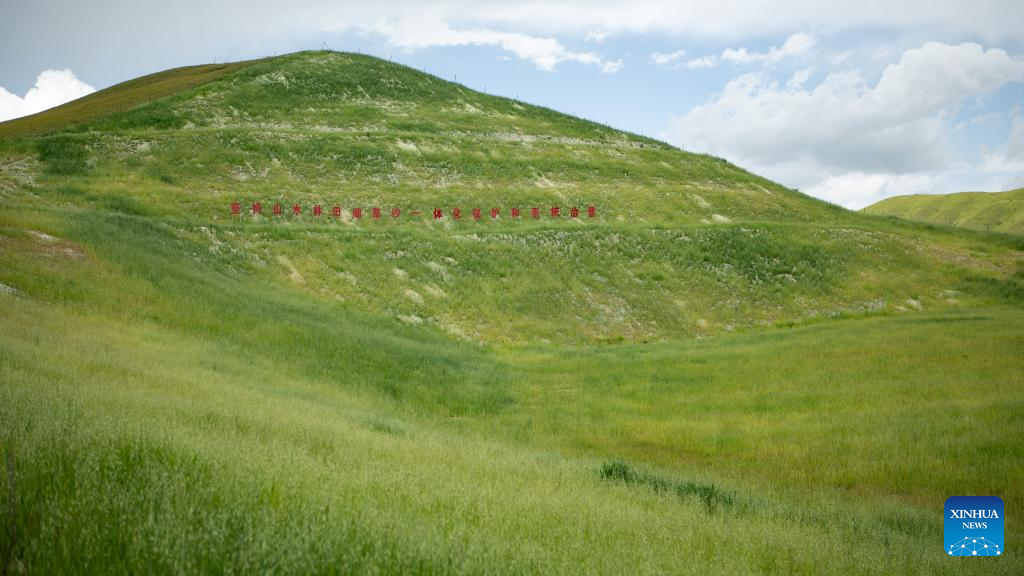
top-left (863, 187), bottom-right (1024, 235)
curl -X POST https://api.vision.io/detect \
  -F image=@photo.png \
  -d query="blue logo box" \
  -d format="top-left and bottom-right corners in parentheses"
top-left (945, 496), bottom-right (1004, 557)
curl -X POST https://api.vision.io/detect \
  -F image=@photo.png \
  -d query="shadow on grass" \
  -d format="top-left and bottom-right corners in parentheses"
top-left (599, 459), bottom-right (736, 514)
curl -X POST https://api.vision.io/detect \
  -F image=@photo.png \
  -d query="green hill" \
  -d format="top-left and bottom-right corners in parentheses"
top-left (2, 51), bottom-right (1019, 344)
top-left (1, 51), bottom-right (1022, 574)
top-left (0, 59), bottom-right (267, 139)
top-left (863, 187), bottom-right (1024, 235)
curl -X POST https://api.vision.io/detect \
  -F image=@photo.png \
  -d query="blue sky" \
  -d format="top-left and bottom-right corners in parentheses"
top-left (1, 0), bottom-right (1022, 208)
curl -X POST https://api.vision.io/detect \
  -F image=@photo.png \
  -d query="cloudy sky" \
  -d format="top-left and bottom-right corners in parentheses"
top-left (2, 0), bottom-right (1022, 207)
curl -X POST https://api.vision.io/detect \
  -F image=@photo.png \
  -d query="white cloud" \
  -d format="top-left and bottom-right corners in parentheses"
top-left (324, 0), bottom-right (1023, 43)
top-left (585, 29), bottom-right (613, 43)
top-left (974, 117), bottom-right (1024, 190)
top-left (9, 1), bottom-right (1024, 95)
top-left (980, 153), bottom-right (1024, 173)
top-left (1005, 174), bottom-right (1024, 190)
top-left (785, 68), bottom-right (814, 89)
top-left (650, 49), bottom-right (687, 67)
top-left (808, 172), bottom-right (934, 208)
top-left (829, 51), bottom-right (853, 66)
top-left (683, 31), bottom-right (816, 69)
top-left (366, 16), bottom-right (621, 72)
top-left (871, 43), bottom-right (1024, 121)
top-left (721, 31), bottom-right (817, 64)
top-left (685, 55), bottom-right (718, 69)
top-left (601, 59), bottom-right (624, 74)
top-left (665, 42), bottom-right (1024, 208)
top-left (0, 69), bottom-right (95, 122)
top-left (1006, 116), bottom-right (1024, 160)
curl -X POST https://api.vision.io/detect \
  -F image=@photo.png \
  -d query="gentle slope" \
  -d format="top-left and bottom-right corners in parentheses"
top-left (863, 188), bottom-right (1024, 235)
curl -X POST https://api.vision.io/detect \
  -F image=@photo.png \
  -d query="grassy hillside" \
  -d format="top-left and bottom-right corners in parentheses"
top-left (1, 51), bottom-right (1022, 573)
top-left (0, 59), bottom-right (266, 139)
top-left (864, 188), bottom-right (1024, 235)
top-left (1, 51), bottom-right (1020, 344)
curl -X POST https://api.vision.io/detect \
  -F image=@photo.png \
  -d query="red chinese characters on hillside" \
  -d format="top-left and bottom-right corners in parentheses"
top-left (229, 203), bottom-right (598, 223)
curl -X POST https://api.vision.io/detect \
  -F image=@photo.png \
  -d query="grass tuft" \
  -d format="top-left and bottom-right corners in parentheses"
top-left (36, 135), bottom-right (90, 176)
top-left (600, 459), bottom-right (736, 513)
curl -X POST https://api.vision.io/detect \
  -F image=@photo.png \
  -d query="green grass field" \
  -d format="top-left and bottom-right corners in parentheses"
top-left (1, 51), bottom-right (1022, 574)
top-left (863, 188), bottom-right (1024, 236)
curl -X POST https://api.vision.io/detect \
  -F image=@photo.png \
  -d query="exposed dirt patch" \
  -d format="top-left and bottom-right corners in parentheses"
top-left (277, 255), bottom-right (305, 284)
top-left (27, 230), bottom-right (86, 260)
top-left (0, 155), bottom-right (41, 196)
top-left (0, 282), bottom-right (25, 297)
top-left (403, 289), bottom-right (424, 305)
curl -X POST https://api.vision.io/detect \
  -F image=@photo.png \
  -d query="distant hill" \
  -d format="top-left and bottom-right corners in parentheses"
top-left (863, 188), bottom-right (1024, 235)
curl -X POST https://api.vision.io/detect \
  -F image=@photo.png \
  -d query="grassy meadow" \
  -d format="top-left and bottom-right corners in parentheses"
top-left (1, 51), bottom-right (1023, 573)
